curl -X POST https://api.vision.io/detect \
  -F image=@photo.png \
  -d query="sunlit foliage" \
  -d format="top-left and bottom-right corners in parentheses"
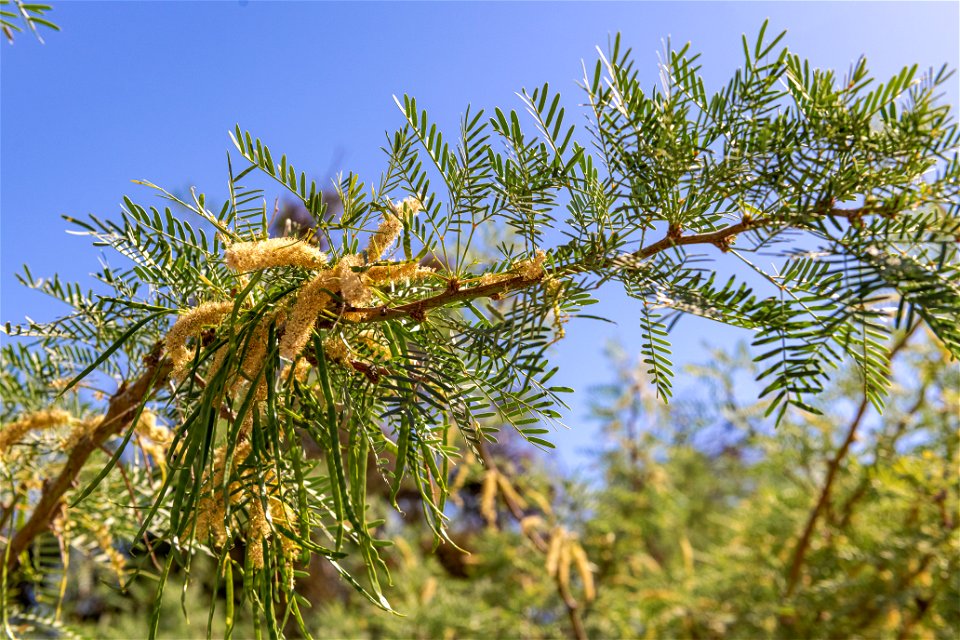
top-left (2, 24), bottom-right (958, 638)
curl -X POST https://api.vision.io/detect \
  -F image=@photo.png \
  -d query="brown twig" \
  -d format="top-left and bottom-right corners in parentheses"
top-left (3, 344), bottom-right (171, 571)
top-left (0, 203), bottom-right (886, 577)
top-left (343, 204), bottom-right (883, 325)
top-left (476, 442), bottom-right (587, 640)
top-left (783, 321), bottom-right (920, 597)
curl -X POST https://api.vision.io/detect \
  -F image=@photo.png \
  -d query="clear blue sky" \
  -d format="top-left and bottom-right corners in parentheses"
top-left (2, 1), bottom-right (958, 469)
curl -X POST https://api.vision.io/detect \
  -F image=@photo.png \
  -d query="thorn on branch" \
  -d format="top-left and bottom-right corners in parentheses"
top-left (713, 235), bottom-right (736, 252)
top-left (667, 222), bottom-right (683, 241)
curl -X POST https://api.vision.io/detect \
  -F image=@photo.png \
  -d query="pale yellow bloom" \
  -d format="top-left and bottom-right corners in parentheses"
top-left (247, 497), bottom-right (270, 570)
top-left (365, 262), bottom-right (434, 285)
top-left (395, 196), bottom-right (423, 217)
top-left (133, 410), bottom-right (174, 476)
top-left (569, 542), bottom-right (596, 601)
top-left (91, 519), bottom-right (127, 580)
top-left (514, 248), bottom-right (547, 280)
top-left (280, 270), bottom-right (336, 360)
top-left (194, 438), bottom-right (253, 547)
top-left (224, 238), bottom-right (327, 272)
top-left (61, 415), bottom-right (102, 451)
top-left (323, 335), bottom-right (351, 365)
top-left (280, 359), bottom-right (311, 385)
top-left (195, 495), bottom-right (228, 547)
top-left (356, 330), bottom-right (392, 361)
top-left (233, 309), bottom-right (284, 393)
top-left (479, 271), bottom-right (514, 287)
top-left (0, 408), bottom-right (73, 455)
top-left (165, 302), bottom-right (235, 380)
top-left (336, 254), bottom-right (371, 307)
top-left (366, 213), bottom-right (403, 262)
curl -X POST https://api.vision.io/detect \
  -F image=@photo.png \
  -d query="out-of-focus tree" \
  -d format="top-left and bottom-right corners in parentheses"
top-left (293, 336), bottom-right (957, 639)
top-left (2, 22), bottom-right (959, 639)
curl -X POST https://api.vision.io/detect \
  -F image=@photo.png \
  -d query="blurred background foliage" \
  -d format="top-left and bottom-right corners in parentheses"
top-left (42, 335), bottom-right (955, 639)
top-left (3, 11), bottom-right (959, 637)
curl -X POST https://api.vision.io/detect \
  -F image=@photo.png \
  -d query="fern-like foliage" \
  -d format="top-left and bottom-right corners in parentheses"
top-left (0, 0), bottom-right (57, 44)
top-left (2, 24), bottom-right (958, 638)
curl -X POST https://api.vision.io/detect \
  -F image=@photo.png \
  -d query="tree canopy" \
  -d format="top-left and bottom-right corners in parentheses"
top-left (2, 23), bottom-right (958, 639)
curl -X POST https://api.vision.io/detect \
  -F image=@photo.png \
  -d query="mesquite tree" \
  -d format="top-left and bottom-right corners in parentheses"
top-left (2, 25), bottom-right (958, 638)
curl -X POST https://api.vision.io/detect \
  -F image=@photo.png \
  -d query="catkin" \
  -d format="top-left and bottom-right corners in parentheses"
top-left (496, 474), bottom-right (528, 509)
top-left (365, 262), bottom-right (434, 285)
top-left (479, 271), bottom-right (514, 287)
top-left (323, 336), bottom-right (351, 365)
top-left (395, 196), bottom-right (423, 217)
top-left (336, 254), bottom-right (371, 307)
top-left (545, 528), bottom-right (563, 577)
top-left (62, 415), bottom-right (102, 451)
top-left (356, 329), bottom-right (392, 361)
top-left (0, 408), bottom-right (73, 455)
top-left (193, 438), bottom-right (253, 546)
top-left (366, 213), bottom-right (403, 262)
top-left (91, 520), bottom-right (127, 579)
top-left (570, 542), bottom-right (596, 601)
top-left (558, 537), bottom-right (572, 593)
top-left (165, 302), bottom-right (235, 380)
top-left (481, 469), bottom-right (499, 528)
top-left (134, 410), bottom-right (174, 473)
top-left (246, 498), bottom-right (270, 569)
top-left (224, 238), bottom-right (327, 272)
top-left (280, 270), bottom-right (336, 360)
top-left (514, 248), bottom-right (547, 280)
top-left (194, 496), bottom-right (228, 547)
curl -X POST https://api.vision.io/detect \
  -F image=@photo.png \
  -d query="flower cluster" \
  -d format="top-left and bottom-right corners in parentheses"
top-left (0, 408), bottom-right (73, 458)
top-left (194, 438), bottom-right (252, 547)
top-left (133, 409), bottom-right (174, 475)
top-left (366, 212), bottom-right (404, 262)
top-left (224, 237), bottom-right (327, 272)
top-left (478, 249), bottom-right (548, 287)
top-left (278, 206), bottom-right (432, 361)
top-left (515, 248), bottom-right (547, 280)
top-left (165, 301), bottom-right (235, 380)
top-left (192, 437), bottom-right (300, 574)
top-left (280, 270), bottom-right (337, 360)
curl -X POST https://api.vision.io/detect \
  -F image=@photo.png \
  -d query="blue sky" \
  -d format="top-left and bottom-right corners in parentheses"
top-left (2, 1), bottom-right (958, 469)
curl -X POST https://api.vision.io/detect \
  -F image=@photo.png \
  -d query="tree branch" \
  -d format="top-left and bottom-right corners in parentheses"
top-left (4, 343), bottom-right (171, 571)
top-left (346, 205), bottom-right (883, 324)
top-left (783, 320), bottom-right (920, 598)
top-left (0, 203), bottom-right (887, 575)
top-left (476, 441), bottom-right (588, 640)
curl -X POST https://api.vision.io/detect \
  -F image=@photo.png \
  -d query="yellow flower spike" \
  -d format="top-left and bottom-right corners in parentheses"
top-left (496, 474), bottom-right (528, 510)
top-left (514, 248), bottom-right (547, 280)
top-left (224, 237), bottom-right (328, 272)
top-left (165, 301), bottom-right (235, 380)
top-left (557, 536), bottom-right (572, 593)
top-left (336, 254), bottom-right (371, 307)
top-left (280, 270), bottom-right (335, 360)
top-left (570, 542), bottom-right (596, 602)
top-left (480, 469), bottom-right (500, 528)
top-left (0, 408), bottom-right (73, 456)
top-left (545, 527), bottom-right (564, 577)
top-left (366, 212), bottom-right (403, 262)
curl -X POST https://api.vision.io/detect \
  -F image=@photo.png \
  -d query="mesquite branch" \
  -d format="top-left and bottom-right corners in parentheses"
top-left (783, 320), bottom-right (921, 597)
top-left (4, 343), bottom-right (171, 570)
top-left (475, 441), bottom-right (588, 640)
top-left (0, 204), bottom-right (888, 574)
